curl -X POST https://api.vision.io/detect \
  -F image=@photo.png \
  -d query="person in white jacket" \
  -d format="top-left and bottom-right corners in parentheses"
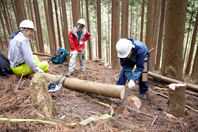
top-left (8, 20), bottom-right (49, 76)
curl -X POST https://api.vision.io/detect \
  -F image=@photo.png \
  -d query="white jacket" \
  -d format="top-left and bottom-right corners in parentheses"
top-left (8, 32), bottom-right (38, 73)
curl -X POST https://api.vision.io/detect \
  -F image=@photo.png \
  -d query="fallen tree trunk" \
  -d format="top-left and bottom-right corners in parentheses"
top-left (148, 72), bottom-right (198, 92)
top-left (33, 52), bottom-right (51, 57)
top-left (45, 73), bottom-right (125, 99)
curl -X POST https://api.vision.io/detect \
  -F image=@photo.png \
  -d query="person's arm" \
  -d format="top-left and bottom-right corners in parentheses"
top-left (120, 58), bottom-right (134, 81)
top-left (21, 39), bottom-right (38, 73)
top-left (81, 32), bottom-right (91, 42)
top-left (69, 31), bottom-right (76, 51)
top-left (131, 52), bottom-right (145, 82)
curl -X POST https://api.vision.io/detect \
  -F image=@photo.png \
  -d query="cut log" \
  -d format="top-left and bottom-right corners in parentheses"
top-left (166, 83), bottom-right (186, 117)
top-left (29, 73), bottom-right (56, 118)
top-left (148, 71), bottom-right (198, 92)
top-left (33, 52), bottom-right (52, 57)
top-left (45, 73), bottom-right (125, 99)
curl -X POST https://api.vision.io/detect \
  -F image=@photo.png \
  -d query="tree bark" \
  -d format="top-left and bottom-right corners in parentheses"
top-left (46, 0), bottom-right (57, 54)
top-left (183, 0), bottom-right (196, 59)
top-left (140, 0), bottom-right (145, 42)
top-left (145, 0), bottom-right (155, 52)
top-left (0, 35), bottom-right (4, 54)
top-left (0, 9), bottom-right (8, 47)
top-left (33, 0), bottom-right (45, 53)
top-left (121, 0), bottom-right (129, 38)
top-left (86, 0), bottom-right (92, 60)
top-left (45, 73), bottom-right (125, 99)
top-left (166, 83), bottom-right (186, 117)
top-left (29, 73), bottom-right (56, 118)
top-left (97, 0), bottom-right (102, 59)
top-left (14, 0), bottom-right (27, 26)
top-left (148, 71), bottom-right (198, 92)
top-left (129, 4), bottom-right (133, 38)
top-left (150, 0), bottom-right (161, 71)
top-left (155, 0), bottom-right (166, 70)
top-left (72, 0), bottom-right (80, 26)
top-left (61, 0), bottom-right (69, 52)
top-left (161, 0), bottom-right (187, 80)
top-left (111, 0), bottom-right (120, 70)
top-left (185, 8), bottom-right (198, 75)
top-left (54, 0), bottom-right (62, 48)
top-left (191, 45), bottom-right (198, 83)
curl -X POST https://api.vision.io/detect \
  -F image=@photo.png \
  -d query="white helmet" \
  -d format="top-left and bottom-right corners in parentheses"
top-left (77, 19), bottom-right (85, 26)
top-left (116, 39), bottom-right (135, 58)
top-left (19, 20), bottom-right (36, 31)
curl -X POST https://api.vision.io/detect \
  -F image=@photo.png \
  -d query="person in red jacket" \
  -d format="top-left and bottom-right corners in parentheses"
top-left (68, 19), bottom-right (91, 76)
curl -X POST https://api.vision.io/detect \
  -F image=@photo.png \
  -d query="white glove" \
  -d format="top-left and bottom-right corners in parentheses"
top-left (35, 68), bottom-right (44, 73)
top-left (128, 80), bottom-right (135, 89)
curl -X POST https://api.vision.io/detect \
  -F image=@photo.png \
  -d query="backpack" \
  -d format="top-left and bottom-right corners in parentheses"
top-left (0, 53), bottom-right (13, 76)
top-left (49, 47), bottom-right (67, 64)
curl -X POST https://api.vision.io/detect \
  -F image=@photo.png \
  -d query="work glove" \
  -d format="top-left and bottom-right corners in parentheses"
top-left (128, 79), bottom-right (135, 89)
top-left (35, 68), bottom-right (44, 73)
top-left (80, 40), bottom-right (84, 45)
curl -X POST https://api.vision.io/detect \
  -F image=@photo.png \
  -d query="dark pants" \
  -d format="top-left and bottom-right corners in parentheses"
top-left (116, 54), bottom-right (150, 94)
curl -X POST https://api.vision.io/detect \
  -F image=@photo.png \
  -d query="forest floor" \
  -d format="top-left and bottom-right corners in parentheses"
top-left (0, 47), bottom-right (198, 132)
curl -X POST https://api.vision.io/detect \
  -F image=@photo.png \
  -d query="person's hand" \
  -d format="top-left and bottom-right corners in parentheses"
top-left (128, 79), bottom-right (135, 89)
top-left (35, 68), bottom-right (44, 73)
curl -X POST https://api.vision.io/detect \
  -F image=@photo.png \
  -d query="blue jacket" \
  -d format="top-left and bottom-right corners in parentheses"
top-left (120, 38), bottom-right (148, 82)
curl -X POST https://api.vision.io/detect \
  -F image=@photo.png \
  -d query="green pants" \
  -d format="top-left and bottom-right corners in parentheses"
top-left (11, 55), bottom-right (49, 76)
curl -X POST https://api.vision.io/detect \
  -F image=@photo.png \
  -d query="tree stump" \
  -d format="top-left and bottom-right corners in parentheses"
top-left (166, 83), bottom-right (186, 117)
top-left (29, 73), bottom-right (56, 118)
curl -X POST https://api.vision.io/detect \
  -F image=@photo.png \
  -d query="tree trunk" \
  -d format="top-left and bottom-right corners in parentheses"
top-left (1, 1), bottom-right (12, 35)
top-left (68, 1), bottom-right (73, 29)
top-left (46, 0), bottom-right (57, 54)
top-left (107, 0), bottom-right (111, 64)
top-left (183, 0), bottom-right (196, 59)
top-left (54, 0), bottom-right (62, 48)
top-left (72, 0), bottom-right (80, 26)
top-left (111, 0), bottom-right (120, 70)
top-left (81, 0), bottom-right (83, 18)
top-left (161, 0), bottom-right (187, 80)
top-left (166, 83), bottom-right (186, 117)
top-left (33, 0), bottom-right (45, 53)
top-left (145, 0), bottom-right (155, 52)
top-left (155, 0), bottom-right (166, 70)
top-left (29, 73), bottom-right (56, 118)
top-left (0, 9), bottom-right (8, 47)
top-left (27, 0), bottom-right (36, 52)
top-left (191, 45), bottom-right (198, 83)
top-left (185, 8), bottom-right (198, 76)
top-left (121, 0), bottom-right (129, 38)
top-left (97, 0), bottom-right (102, 59)
top-left (129, 4), bottom-right (133, 38)
top-left (85, 0), bottom-right (92, 60)
top-left (45, 73), bottom-right (125, 99)
top-left (135, 9), bottom-right (138, 40)
top-left (0, 35), bottom-right (4, 54)
top-left (61, 0), bottom-right (69, 52)
top-left (140, 0), bottom-right (145, 42)
top-left (150, 0), bottom-right (161, 71)
top-left (14, 0), bottom-right (27, 26)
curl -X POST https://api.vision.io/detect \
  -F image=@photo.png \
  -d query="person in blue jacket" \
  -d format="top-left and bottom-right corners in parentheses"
top-left (116, 38), bottom-right (150, 100)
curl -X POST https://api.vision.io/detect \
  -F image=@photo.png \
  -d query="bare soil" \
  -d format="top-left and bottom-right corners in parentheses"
top-left (0, 53), bottom-right (198, 132)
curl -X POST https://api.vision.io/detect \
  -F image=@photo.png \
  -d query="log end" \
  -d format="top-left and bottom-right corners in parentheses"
top-left (120, 86), bottom-right (125, 99)
top-left (169, 83), bottom-right (186, 90)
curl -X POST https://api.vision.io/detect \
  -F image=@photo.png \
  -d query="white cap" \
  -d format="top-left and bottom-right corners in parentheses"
top-left (19, 20), bottom-right (36, 31)
top-left (116, 39), bottom-right (135, 58)
top-left (77, 19), bottom-right (85, 26)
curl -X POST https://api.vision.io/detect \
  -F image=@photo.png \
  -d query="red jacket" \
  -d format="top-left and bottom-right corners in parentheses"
top-left (69, 28), bottom-right (91, 52)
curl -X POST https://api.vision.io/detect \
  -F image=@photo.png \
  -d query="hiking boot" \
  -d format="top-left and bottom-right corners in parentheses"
top-left (140, 94), bottom-right (147, 100)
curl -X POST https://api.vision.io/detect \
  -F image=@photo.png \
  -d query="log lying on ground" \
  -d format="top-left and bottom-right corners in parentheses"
top-left (148, 71), bottom-right (198, 92)
top-left (166, 83), bottom-right (186, 117)
top-left (33, 52), bottom-right (52, 57)
top-left (29, 73), bottom-right (56, 118)
top-left (45, 73), bottom-right (125, 99)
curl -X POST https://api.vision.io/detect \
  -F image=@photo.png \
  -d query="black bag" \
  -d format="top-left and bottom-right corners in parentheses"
top-left (0, 53), bottom-right (13, 76)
